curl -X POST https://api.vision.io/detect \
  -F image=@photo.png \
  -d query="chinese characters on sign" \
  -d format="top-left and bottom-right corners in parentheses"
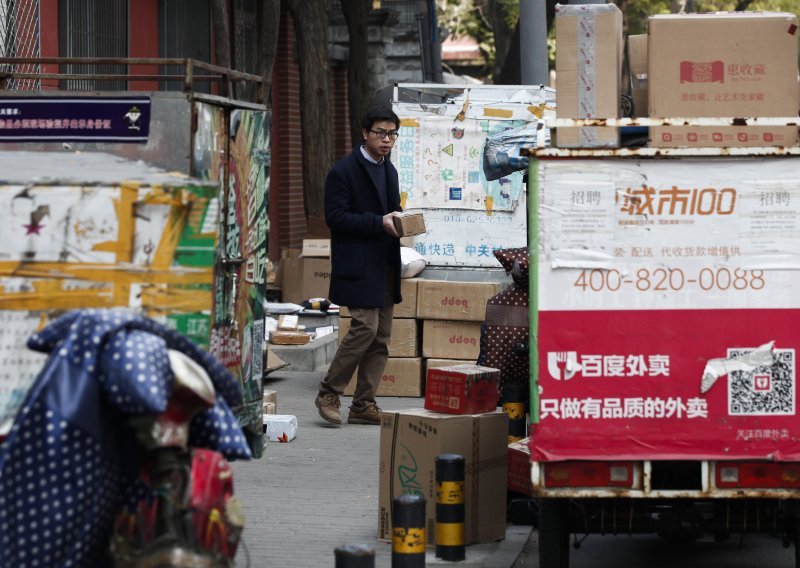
top-left (0, 97), bottom-right (151, 142)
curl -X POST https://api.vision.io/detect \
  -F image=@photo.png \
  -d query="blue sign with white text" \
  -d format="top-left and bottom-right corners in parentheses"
top-left (0, 96), bottom-right (151, 143)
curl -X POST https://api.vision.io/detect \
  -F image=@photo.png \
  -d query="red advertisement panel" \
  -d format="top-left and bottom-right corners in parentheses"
top-left (531, 158), bottom-right (800, 461)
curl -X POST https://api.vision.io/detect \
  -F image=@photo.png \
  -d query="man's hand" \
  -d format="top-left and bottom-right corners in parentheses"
top-left (383, 212), bottom-right (400, 238)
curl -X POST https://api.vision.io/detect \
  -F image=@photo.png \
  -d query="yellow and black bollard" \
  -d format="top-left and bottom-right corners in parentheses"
top-left (435, 454), bottom-right (465, 561)
top-left (334, 544), bottom-right (375, 568)
top-left (502, 382), bottom-right (528, 443)
top-left (392, 494), bottom-right (426, 567)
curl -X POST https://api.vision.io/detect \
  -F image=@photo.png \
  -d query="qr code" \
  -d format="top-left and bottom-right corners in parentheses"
top-left (728, 348), bottom-right (795, 416)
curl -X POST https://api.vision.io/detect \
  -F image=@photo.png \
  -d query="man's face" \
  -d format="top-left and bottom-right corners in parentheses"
top-left (361, 120), bottom-right (398, 161)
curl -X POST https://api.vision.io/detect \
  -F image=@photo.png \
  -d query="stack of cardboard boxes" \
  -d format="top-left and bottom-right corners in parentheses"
top-left (340, 277), bottom-right (422, 396)
top-left (379, 364), bottom-right (508, 547)
top-left (338, 278), bottom-right (503, 397)
top-left (555, 6), bottom-right (799, 149)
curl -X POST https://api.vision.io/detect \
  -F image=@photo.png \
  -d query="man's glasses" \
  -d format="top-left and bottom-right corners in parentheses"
top-left (370, 129), bottom-right (400, 140)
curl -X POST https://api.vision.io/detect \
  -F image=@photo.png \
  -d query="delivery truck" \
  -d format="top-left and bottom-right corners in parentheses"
top-left (526, 7), bottom-right (800, 566)
top-left (526, 147), bottom-right (800, 568)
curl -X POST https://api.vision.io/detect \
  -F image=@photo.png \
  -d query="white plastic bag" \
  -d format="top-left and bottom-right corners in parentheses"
top-left (400, 246), bottom-right (427, 278)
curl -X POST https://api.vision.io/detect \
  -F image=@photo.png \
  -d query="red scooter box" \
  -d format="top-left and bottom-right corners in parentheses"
top-left (424, 364), bottom-right (500, 415)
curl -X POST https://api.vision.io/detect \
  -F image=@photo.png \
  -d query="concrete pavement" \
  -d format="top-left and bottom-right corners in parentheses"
top-left (231, 368), bottom-right (534, 567)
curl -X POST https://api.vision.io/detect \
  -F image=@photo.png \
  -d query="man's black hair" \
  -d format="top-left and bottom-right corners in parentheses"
top-left (360, 105), bottom-right (400, 131)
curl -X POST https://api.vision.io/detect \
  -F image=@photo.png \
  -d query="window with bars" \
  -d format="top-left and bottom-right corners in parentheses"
top-left (0, 0), bottom-right (41, 90)
top-left (158, 0), bottom-right (211, 93)
top-left (58, 0), bottom-right (128, 91)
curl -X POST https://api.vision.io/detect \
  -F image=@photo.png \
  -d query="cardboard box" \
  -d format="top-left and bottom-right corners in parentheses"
top-left (301, 238), bottom-right (331, 258)
top-left (280, 249), bottom-right (331, 304)
top-left (263, 388), bottom-right (278, 412)
top-left (379, 409), bottom-right (508, 546)
top-left (340, 278), bottom-right (419, 318)
top-left (424, 364), bottom-right (500, 415)
top-left (508, 437), bottom-right (534, 497)
top-left (343, 357), bottom-right (423, 397)
top-left (627, 34), bottom-right (648, 118)
top-left (339, 317), bottom-right (418, 357)
top-left (422, 320), bottom-right (482, 360)
top-left (269, 330), bottom-right (312, 345)
top-left (555, 3), bottom-right (623, 148)
top-left (416, 280), bottom-right (501, 322)
top-left (648, 12), bottom-right (799, 148)
top-left (425, 358), bottom-right (475, 371)
top-left (393, 212), bottom-right (426, 237)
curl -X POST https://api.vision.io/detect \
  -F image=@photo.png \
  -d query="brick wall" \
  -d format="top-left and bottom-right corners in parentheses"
top-left (270, 5), bottom-right (307, 259)
top-left (330, 64), bottom-right (352, 160)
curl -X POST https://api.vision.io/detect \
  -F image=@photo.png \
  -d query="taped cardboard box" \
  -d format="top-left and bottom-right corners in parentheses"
top-left (416, 280), bottom-right (501, 322)
top-left (422, 320), bottom-right (483, 360)
top-left (648, 12), bottom-right (799, 148)
top-left (393, 212), bottom-right (426, 237)
top-left (301, 238), bottom-right (331, 258)
top-left (340, 278), bottom-right (419, 318)
top-left (269, 330), bottom-right (312, 345)
top-left (627, 34), bottom-right (648, 118)
top-left (424, 364), bottom-right (500, 415)
top-left (378, 409), bottom-right (508, 546)
top-left (280, 248), bottom-right (331, 304)
top-left (262, 389), bottom-right (278, 415)
top-left (508, 437), bottom-right (534, 497)
top-left (555, 3), bottom-right (623, 148)
top-left (426, 358), bottom-right (475, 372)
top-left (339, 317), bottom-right (419, 357)
top-left (343, 357), bottom-right (423, 397)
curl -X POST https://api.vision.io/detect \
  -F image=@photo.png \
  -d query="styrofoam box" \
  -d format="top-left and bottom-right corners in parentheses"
top-left (262, 414), bottom-right (298, 442)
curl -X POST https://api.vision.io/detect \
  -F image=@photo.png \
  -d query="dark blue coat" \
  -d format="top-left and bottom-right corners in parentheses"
top-left (325, 148), bottom-right (402, 308)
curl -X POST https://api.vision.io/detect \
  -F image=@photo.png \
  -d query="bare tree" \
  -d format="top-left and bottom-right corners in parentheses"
top-left (211, 0), bottom-right (232, 71)
top-left (259, 0), bottom-right (282, 105)
top-left (286, 0), bottom-right (334, 218)
top-left (341, 0), bottom-right (372, 148)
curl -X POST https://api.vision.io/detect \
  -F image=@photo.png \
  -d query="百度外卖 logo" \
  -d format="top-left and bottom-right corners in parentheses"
top-left (546, 351), bottom-right (671, 380)
top-left (547, 351), bottom-right (579, 381)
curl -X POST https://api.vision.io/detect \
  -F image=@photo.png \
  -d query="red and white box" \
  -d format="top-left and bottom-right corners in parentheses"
top-left (424, 364), bottom-right (500, 415)
top-left (508, 437), bottom-right (534, 497)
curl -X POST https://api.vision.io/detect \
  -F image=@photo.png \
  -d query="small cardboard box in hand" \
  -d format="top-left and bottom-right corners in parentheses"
top-left (393, 212), bottom-right (426, 237)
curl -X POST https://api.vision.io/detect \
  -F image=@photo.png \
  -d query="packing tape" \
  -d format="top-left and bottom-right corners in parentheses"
top-left (483, 107), bottom-right (513, 119)
top-left (117, 182), bottom-right (140, 262)
top-left (0, 262), bottom-right (213, 285)
top-left (400, 118), bottom-right (419, 127)
top-left (151, 206), bottom-right (187, 269)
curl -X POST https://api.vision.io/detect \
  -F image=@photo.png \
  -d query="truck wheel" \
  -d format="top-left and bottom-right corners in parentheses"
top-left (539, 498), bottom-right (570, 568)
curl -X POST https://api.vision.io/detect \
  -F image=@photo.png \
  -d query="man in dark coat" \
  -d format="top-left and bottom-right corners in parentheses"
top-left (315, 106), bottom-right (403, 425)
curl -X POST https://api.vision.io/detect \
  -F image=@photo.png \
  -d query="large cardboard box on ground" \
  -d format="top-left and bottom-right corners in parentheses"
top-left (422, 320), bottom-right (483, 360)
top-left (378, 409), bottom-right (508, 546)
top-left (416, 280), bottom-right (501, 321)
top-left (340, 278), bottom-right (419, 318)
top-left (555, 3), bottom-right (623, 148)
top-left (339, 317), bottom-right (419, 357)
top-left (648, 12), bottom-right (799, 148)
top-left (280, 249), bottom-right (331, 304)
top-left (343, 357), bottom-right (423, 397)
top-left (627, 34), bottom-right (648, 118)
top-left (424, 364), bottom-right (500, 415)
